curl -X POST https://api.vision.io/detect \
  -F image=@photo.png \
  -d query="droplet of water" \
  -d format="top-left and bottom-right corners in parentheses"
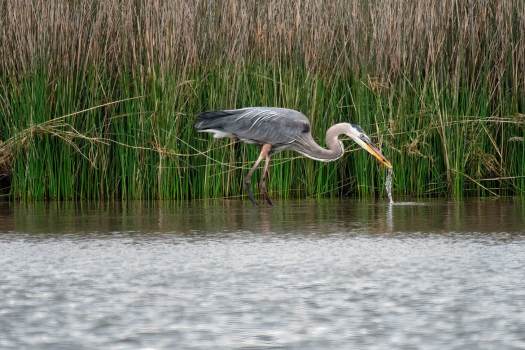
top-left (385, 168), bottom-right (394, 204)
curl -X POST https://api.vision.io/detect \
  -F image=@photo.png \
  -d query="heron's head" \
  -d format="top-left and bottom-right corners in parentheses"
top-left (346, 123), bottom-right (392, 169)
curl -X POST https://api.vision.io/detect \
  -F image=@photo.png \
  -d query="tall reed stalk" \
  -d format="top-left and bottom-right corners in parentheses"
top-left (0, 0), bottom-right (524, 200)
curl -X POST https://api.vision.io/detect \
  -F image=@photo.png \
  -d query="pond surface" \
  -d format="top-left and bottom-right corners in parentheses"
top-left (1, 199), bottom-right (525, 349)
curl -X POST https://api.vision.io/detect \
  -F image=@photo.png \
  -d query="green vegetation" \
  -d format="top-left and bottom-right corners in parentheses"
top-left (1, 0), bottom-right (524, 200)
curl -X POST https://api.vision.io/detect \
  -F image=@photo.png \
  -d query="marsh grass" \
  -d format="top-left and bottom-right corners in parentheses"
top-left (1, 0), bottom-right (524, 200)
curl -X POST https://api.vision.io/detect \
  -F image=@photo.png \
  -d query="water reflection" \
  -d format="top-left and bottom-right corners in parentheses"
top-left (1, 199), bottom-right (525, 349)
top-left (1, 199), bottom-right (524, 237)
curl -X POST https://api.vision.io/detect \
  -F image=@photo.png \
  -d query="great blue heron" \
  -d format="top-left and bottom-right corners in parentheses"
top-left (195, 107), bottom-right (392, 205)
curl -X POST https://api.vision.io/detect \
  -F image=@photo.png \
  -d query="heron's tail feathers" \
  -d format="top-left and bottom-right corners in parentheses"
top-left (194, 109), bottom-right (237, 130)
top-left (194, 109), bottom-right (242, 139)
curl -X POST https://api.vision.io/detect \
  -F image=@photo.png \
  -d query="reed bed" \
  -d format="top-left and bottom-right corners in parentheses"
top-left (0, 0), bottom-right (524, 200)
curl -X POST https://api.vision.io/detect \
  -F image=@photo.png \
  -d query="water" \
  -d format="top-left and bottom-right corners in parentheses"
top-left (385, 169), bottom-right (394, 204)
top-left (1, 199), bottom-right (525, 349)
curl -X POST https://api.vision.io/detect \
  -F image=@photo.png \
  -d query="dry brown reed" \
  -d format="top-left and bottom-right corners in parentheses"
top-left (1, 0), bottom-right (524, 84)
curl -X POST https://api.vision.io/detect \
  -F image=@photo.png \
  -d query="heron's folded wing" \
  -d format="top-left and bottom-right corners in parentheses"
top-left (224, 108), bottom-right (310, 145)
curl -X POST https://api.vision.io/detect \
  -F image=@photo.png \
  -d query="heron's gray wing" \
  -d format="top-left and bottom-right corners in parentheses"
top-left (196, 107), bottom-right (311, 145)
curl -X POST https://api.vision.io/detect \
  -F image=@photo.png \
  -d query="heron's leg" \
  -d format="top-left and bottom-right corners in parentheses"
top-left (243, 144), bottom-right (271, 205)
top-left (259, 153), bottom-right (273, 206)
top-left (243, 157), bottom-right (262, 205)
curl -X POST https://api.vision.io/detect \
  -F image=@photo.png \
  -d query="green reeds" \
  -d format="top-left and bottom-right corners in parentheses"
top-left (1, 0), bottom-right (524, 200)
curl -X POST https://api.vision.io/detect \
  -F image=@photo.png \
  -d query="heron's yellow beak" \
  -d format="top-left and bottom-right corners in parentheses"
top-left (363, 142), bottom-right (393, 169)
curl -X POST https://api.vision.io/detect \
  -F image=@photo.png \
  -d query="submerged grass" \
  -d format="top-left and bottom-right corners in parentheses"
top-left (1, 0), bottom-right (524, 200)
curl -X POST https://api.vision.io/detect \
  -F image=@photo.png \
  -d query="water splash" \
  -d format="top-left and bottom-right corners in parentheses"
top-left (385, 168), bottom-right (394, 204)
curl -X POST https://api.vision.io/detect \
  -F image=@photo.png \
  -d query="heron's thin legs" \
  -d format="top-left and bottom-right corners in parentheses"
top-left (259, 154), bottom-right (273, 206)
top-left (243, 144), bottom-right (272, 206)
top-left (243, 157), bottom-right (262, 205)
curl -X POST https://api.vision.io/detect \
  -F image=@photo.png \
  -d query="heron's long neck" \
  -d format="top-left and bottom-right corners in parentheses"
top-left (294, 123), bottom-right (349, 162)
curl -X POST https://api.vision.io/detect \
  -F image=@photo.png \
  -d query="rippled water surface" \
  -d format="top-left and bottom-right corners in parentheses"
top-left (1, 199), bottom-right (525, 349)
